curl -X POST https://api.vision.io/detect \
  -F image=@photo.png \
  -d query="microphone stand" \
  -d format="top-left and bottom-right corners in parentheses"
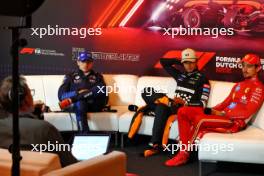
top-left (9, 16), bottom-right (31, 176)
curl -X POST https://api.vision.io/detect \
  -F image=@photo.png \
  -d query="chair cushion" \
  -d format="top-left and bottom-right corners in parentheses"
top-left (134, 76), bottom-right (177, 106)
top-left (103, 74), bottom-right (138, 106)
top-left (252, 103), bottom-right (264, 130)
top-left (44, 106), bottom-right (128, 132)
top-left (87, 106), bottom-right (128, 131)
top-left (44, 112), bottom-right (78, 131)
top-left (24, 76), bottom-right (46, 103)
top-left (42, 75), bottom-right (64, 111)
top-left (198, 126), bottom-right (264, 164)
top-left (207, 80), bottom-right (235, 107)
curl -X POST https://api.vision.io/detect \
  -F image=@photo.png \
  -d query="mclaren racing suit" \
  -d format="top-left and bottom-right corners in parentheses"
top-left (58, 69), bottom-right (108, 133)
top-left (128, 58), bottom-right (210, 145)
top-left (176, 76), bottom-right (264, 148)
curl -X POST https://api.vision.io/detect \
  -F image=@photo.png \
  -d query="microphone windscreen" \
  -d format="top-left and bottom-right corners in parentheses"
top-left (59, 99), bottom-right (72, 110)
top-left (128, 105), bottom-right (138, 112)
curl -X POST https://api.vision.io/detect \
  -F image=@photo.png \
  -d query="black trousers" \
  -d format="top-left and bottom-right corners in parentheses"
top-left (73, 98), bottom-right (106, 133)
top-left (142, 87), bottom-right (179, 145)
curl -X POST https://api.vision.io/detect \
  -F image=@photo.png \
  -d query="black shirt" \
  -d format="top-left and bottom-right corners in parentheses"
top-left (160, 58), bottom-right (210, 107)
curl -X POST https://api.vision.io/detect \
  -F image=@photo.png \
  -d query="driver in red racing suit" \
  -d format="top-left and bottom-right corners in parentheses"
top-left (165, 53), bottom-right (264, 167)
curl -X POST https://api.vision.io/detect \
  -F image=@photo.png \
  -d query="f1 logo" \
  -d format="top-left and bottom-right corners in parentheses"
top-left (20, 48), bottom-right (35, 55)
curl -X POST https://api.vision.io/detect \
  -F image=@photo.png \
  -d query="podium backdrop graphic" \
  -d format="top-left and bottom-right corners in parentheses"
top-left (0, 0), bottom-right (264, 82)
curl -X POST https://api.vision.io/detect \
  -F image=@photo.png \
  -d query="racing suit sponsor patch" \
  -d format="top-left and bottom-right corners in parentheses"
top-left (227, 102), bottom-right (237, 109)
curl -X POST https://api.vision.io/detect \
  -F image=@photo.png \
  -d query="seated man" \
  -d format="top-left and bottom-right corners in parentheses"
top-left (128, 48), bottom-right (210, 157)
top-left (0, 76), bottom-right (77, 167)
top-left (165, 54), bottom-right (264, 166)
top-left (58, 52), bottom-right (108, 133)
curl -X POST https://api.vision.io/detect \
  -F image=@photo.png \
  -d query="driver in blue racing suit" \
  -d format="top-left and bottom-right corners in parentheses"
top-left (58, 52), bottom-right (108, 133)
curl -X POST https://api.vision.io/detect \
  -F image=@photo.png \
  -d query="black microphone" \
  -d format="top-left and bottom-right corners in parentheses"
top-left (128, 105), bottom-right (138, 112)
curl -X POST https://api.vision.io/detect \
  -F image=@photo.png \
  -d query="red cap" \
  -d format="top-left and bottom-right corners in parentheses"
top-left (241, 54), bottom-right (261, 66)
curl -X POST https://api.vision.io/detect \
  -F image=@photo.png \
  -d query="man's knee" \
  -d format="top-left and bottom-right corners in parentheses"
top-left (74, 100), bottom-right (89, 112)
top-left (156, 103), bottom-right (169, 110)
top-left (141, 87), bottom-right (156, 104)
top-left (141, 87), bottom-right (166, 105)
top-left (155, 104), bottom-right (171, 119)
top-left (177, 107), bottom-right (189, 118)
top-left (193, 115), bottom-right (205, 126)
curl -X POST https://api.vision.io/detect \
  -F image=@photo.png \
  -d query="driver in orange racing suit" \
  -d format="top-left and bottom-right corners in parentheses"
top-left (165, 53), bottom-right (264, 166)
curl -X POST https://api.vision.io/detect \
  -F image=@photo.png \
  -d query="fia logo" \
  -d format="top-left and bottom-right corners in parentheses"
top-left (35, 48), bottom-right (41, 55)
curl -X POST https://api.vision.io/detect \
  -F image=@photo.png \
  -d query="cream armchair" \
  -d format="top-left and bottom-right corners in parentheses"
top-left (0, 149), bottom-right (126, 176)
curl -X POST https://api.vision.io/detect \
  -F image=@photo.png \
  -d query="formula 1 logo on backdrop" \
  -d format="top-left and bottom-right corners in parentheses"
top-left (20, 48), bottom-right (65, 57)
top-left (20, 48), bottom-right (35, 55)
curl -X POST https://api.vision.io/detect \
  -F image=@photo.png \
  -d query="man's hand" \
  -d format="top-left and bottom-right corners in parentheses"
top-left (78, 89), bottom-right (89, 94)
top-left (34, 100), bottom-right (46, 112)
top-left (211, 109), bottom-right (226, 116)
top-left (173, 97), bottom-right (186, 105)
top-left (34, 100), bottom-right (44, 105)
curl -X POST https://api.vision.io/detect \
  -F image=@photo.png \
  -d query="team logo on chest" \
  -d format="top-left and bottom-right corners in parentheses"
top-left (74, 75), bottom-right (80, 80)
top-left (88, 75), bottom-right (97, 83)
top-left (73, 75), bottom-right (82, 84)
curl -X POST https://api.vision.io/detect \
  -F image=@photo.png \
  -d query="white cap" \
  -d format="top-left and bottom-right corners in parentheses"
top-left (181, 48), bottom-right (197, 63)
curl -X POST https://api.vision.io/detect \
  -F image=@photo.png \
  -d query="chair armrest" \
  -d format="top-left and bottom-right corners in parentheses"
top-left (43, 151), bottom-right (127, 176)
top-left (0, 149), bottom-right (61, 176)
